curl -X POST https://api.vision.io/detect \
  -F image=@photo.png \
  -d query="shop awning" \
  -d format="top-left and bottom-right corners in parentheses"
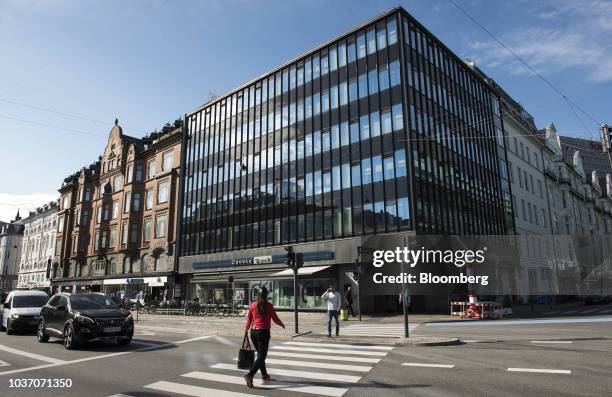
top-left (271, 265), bottom-right (331, 277)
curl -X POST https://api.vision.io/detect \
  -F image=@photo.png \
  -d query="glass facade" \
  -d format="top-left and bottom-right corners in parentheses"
top-left (180, 8), bottom-right (511, 257)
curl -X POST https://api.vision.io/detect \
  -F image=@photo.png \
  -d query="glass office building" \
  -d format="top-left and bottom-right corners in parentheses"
top-left (178, 7), bottom-right (513, 311)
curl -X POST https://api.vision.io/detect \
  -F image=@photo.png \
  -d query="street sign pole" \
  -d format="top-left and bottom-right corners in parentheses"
top-left (402, 236), bottom-right (409, 338)
top-left (294, 266), bottom-right (298, 334)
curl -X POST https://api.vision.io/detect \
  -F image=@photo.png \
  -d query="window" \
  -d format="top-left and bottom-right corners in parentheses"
top-left (84, 187), bottom-right (91, 201)
top-left (378, 66), bottom-right (389, 91)
top-left (395, 149), bottom-right (407, 177)
top-left (387, 19), bottom-right (397, 45)
top-left (96, 207), bottom-right (101, 224)
top-left (146, 189), bottom-right (154, 210)
top-left (368, 70), bottom-right (378, 95)
top-left (133, 192), bottom-right (141, 211)
top-left (376, 26), bottom-right (387, 49)
top-left (130, 223), bottom-right (138, 242)
top-left (350, 121), bottom-right (360, 144)
top-left (124, 192), bottom-right (131, 213)
top-left (389, 60), bottom-right (400, 86)
top-left (112, 201), bottom-right (119, 219)
top-left (351, 164), bottom-right (361, 186)
top-left (62, 196), bottom-right (69, 209)
top-left (323, 171), bottom-right (332, 193)
top-left (82, 210), bottom-right (90, 226)
top-left (366, 28), bottom-right (376, 54)
top-left (143, 219), bottom-right (152, 242)
top-left (122, 222), bottom-right (128, 244)
top-left (58, 216), bottom-right (64, 232)
top-left (360, 115), bottom-right (370, 140)
top-left (158, 181), bottom-right (169, 204)
top-left (147, 160), bottom-right (156, 179)
top-left (357, 33), bottom-right (366, 58)
top-left (135, 163), bottom-right (143, 181)
top-left (362, 158), bottom-right (372, 184)
top-left (397, 197), bottom-right (409, 227)
top-left (126, 164), bottom-right (133, 183)
top-left (342, 163), bottom-right (351, 189)
top-left (381, 109), bottom-right (392, 134)
top-left (162, 151), bottom-right (173, 171)
top-left (358, 73), bottom-right (368, 98)
top-left (392, 104), bottom-right (403, 131)
top-left (155, 214), bottom-right (167, 238)
top-left (384, 155), bottom-right (395, 180)
top-left (94, 231), bottom-right (99, 251)
top-left (113, 175), bottom-right (122, 192)
top-left (347, 39), bottom-right (356, 63)
top-left (102, 230), bottom-right (108, 248)
top-left (109, 228), bottom-right (116, 248)
top-left (372, 155), bottom-right (383, 182)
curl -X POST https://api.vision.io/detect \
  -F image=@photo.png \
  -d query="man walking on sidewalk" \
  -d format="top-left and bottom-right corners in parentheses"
top-left (322, 285), bottom-right (341, 337)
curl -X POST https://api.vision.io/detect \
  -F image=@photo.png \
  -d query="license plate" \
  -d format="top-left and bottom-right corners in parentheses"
top-left (103, 327), bottom-right (122, 333)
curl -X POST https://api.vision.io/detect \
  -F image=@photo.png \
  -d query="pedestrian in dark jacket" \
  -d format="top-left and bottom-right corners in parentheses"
top-left (243, 287), bottom-right (285, 388)
top-left (345, 286), bottom-right (355, 317)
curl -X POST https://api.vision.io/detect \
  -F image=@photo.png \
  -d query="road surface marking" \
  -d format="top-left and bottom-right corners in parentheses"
top-left (426, 317), bottom-right (612, 327)
top-left (581, 308), bottom-right (600, 314)
top-left (0, 344), bottom-right (66, 364)
top-left (144, 381), bottom-right (260, 397)
top-left (271, 345), bottom-right (387, 356)
top-left (183, 371), bottom-right (347, 397)
top-left (462, 340), bottom-right (486, 343)
top-left (543, 311), bottom-right (561, 315)
top-left (284, 341), bottom-right (393, 350)
top-left (402, 363), bottom-right (455, 368)
top-left (211, 363), bottom-right (362, 383)
top-left (508, 368), bottom-right (571, 374)
top-left (530, 341), bottom-right (572, 344)
top-left (234, 357), bottom-right (372, 372)
top-left (267, 350), bottom-right (381, 363)
top-left (563, 310), bottom-right (578, 314)
top-left (0, 336), bottom-right (213, 376)
top-left (0, 359), bottom-right (10, 367)
top-left (601, 309), bottom-right (612, 313)
top-left (107, 394), bottom-right (135, 397)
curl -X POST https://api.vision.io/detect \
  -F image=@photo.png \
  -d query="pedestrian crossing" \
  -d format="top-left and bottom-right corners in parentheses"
top-left (111, 339), bottom-right (393, 397)
top-left (316, 322), bottom-right (416, 338)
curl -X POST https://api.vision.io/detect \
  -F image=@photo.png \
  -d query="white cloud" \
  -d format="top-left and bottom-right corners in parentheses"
top-left (468, 0), bottom-right (612, 82)
top-left (0, 192), bottom-right (58, 223)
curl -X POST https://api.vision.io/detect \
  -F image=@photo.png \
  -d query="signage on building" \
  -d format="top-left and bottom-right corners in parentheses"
top-left (193, 251), bottom-right (334, 270)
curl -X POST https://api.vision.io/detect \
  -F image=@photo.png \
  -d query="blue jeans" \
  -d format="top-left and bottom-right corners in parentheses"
top-left (327, 310), bottom-right (339, 336)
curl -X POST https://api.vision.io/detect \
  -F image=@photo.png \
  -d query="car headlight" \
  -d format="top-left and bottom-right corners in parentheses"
top-left (76, 315), bottom-right (95, 325)
top-left (10, 312), bottom-right (19, 319)
top-left (125, 313), bottom-right (133, 323)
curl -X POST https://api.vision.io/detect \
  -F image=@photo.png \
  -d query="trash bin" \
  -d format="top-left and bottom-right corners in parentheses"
top-left (340, 308), bottom-right (349, 321)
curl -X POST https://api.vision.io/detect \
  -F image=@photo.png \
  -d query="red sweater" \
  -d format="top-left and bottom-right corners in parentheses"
top-left (245, 301), bottom-right (284, 330)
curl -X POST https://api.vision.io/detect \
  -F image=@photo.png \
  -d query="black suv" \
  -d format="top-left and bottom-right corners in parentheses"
top-left (38, 293), bottom-right (134, 349)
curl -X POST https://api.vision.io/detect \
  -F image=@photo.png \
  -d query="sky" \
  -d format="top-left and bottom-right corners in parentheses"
top-left (0, 0), bottom-right (610, 222)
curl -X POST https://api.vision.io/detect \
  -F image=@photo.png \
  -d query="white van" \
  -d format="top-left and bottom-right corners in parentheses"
top-left (1, 290), bottom-right (49, 334)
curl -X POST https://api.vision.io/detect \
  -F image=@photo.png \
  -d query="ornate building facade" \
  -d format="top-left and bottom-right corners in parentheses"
top-left (17, 202), bottom-right (58, 290)
top-left (51, 120), bottom-right (183, 301)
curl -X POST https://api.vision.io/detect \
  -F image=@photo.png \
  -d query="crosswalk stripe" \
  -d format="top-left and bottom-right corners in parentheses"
top-left (271, 345), bottom-right (387, 356)
top-left (402, 362), bottom-right (455, 368)
top-left (262, 358), bottom-right (372, 372)
top-left (211, 363), bottom-right (362, 383)
top-left (144, 381), bottom-right (260, 397)
top-left (268, 351), bottom-right (381, 363)
top-left (182, 371), bottom-right (347, 397)
top-left (283, 341), bottom-right (393, 350)
top-left (507, 368), bottom-right (571, 374)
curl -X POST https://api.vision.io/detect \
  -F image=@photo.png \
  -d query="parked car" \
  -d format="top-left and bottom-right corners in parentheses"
top-left (584, 295), bottom-right (611, 305)
top-left (1, 290), bottom-right (49, 334)
top-left (38, 292), bottom-right (134, 349)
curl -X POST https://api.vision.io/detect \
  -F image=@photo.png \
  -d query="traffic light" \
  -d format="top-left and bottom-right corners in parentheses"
top-left (295, 253), bottom-right (304, 269)
top-left (287, 251), bottom-right (296, 269)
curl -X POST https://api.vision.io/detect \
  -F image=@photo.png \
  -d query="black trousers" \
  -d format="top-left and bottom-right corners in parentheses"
top-left (248, 328), bottom-right (271, 377)
top-left (347, 302), bottom-right (355, 316)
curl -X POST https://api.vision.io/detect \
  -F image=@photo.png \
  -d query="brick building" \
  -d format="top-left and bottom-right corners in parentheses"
top-left (51, 119), bottom-right (183, 301)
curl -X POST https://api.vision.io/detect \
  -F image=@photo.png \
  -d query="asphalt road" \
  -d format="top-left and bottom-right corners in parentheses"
top-left (0, 306), bottom-right (610, 397)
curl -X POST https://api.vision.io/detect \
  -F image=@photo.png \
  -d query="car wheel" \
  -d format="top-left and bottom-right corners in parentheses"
top-left (63, 324), bottom-right (78, 350)
top-left (6, 319), bottom-right (13, 335)
top-left (37, 320), bottom-right (49, 343)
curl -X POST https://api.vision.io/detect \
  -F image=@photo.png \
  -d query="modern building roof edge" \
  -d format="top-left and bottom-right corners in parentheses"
top-left (189, 6), bottom-right (404, 115)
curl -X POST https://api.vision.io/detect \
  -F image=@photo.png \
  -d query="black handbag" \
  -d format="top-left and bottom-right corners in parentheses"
top-left (237, 333), bottom-right (255, 369)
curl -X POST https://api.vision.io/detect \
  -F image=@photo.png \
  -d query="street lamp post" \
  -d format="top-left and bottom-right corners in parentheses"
top-left (355, 260), bottom-right (363, 322)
